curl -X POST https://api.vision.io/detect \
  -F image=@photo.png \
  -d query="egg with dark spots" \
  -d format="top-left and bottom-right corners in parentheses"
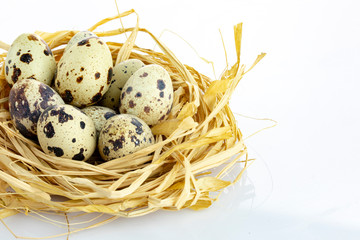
top-left (5, 33), bottom-right (56, 86)
top-left (81, 106), bottom-right (116, 137)
top-left (64, 31), bottom-right (97, 52)
top-left (98, 114), bottom-right (154, 161)
top-left (55, 36), bottom-right (113, 107)
top-left (101, 59), bottom-right (144, 111)
top-left (119, 64), bottom-right (173, 125)
top-left (9, 79), bottom-right (64, 139)
top-left (37, 104), bottom-right (96, 160)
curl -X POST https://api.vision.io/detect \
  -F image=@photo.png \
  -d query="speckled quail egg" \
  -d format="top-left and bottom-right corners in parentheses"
top-left (9, 79), bottom-right (64, 139)
top-left (55, 36), bottom-right (113, 107)
top-left (100, 59), bottom-right (144, 111)
top-left (98, 114), bottom-right (154, 161)
top-left (81, 106), bottom-right (116, 137)
top-left (64, 31), bottom-right (97, 52)
top-left (5, 33), bottom-right (56, 86)
top-left (119, 64), bottom-right (173, 126)
top-left (37, 104), bottom-right (96, 160)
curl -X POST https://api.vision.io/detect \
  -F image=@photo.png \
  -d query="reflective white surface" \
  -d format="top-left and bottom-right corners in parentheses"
top-left (1, 0), bottom-right (360, 239)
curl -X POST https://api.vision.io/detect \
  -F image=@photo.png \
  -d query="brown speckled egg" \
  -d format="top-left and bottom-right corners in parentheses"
top-left (37, 104), bottom-right (96, 160)
top-left (98, 114), bottom-right (154, 161)
top-left (55, 36), bottom-right (113, 107)
top-left (9, 79), bottom-right (64, 139)
top-left (64, 31), bottom-right (97, 52)
top-left (5, 33), bottom-right (56, 86)
top-left (81, 106), bottom-right (116, 137)
top-left (119, 64), bottom-right (173, 126)
top-left (100, 59), bottom-right (144, 111)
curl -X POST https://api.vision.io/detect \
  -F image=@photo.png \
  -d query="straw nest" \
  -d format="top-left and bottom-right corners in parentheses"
top-left (0, 10), bottom-right (265, 221)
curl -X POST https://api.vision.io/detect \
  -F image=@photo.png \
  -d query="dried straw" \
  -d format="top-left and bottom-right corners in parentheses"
top-left (0, 9), bottom-right (265, 233)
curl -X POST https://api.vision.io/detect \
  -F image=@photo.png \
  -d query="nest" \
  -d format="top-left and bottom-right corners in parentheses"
top-left (0, 10), bottom-right (265, 225)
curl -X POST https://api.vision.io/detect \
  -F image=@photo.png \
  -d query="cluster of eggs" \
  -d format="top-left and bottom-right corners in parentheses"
top-left (6, 31), bottom-right (173, 162)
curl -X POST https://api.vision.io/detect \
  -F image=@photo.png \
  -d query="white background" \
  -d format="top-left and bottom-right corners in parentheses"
top-left (1, 0), bottom-right (360, 239)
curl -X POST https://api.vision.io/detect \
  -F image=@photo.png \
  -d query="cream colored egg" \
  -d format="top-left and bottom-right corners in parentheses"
top-left (37, 104), bottom-right (96, 160)
top-left (98, 114), bottom-right (154, 161)
top-left (55, 37), bottom-right (113, 107)
top-left (65, 31), bottom-right (97, 52)
top-left (119, 64), bottom-right (173, 126)
top-left (9, 79), bottom-right (64, 139)
top-left (81, 106), bottom-right (116, 137)
top-left (5, 33), bottom-right (56, 86)
top-left (100, 59), bottom-right (144, 110)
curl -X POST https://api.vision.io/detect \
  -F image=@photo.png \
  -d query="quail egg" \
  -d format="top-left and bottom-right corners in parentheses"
top-left (98, 114), bottom-right (154, 161)
top-left (119, 64), bottom-right (173, 125)
top-left (9, 79), bottom-right (64, 139)
top-left (55, 36), bottom-right (113, 107)
top-left (37, 104), bottom-right (96, 160)
top-left (81, 106), bottom-right (116, 137)
top-left (100, 59), bottom-right (144, 110)
top-left (5, 33), bottom-right (56, 86)
top-left (65, 31), bottom-right (97, 52)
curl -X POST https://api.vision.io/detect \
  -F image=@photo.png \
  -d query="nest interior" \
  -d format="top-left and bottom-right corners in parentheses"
top-left (0, 10), bottom-right (265, 220)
